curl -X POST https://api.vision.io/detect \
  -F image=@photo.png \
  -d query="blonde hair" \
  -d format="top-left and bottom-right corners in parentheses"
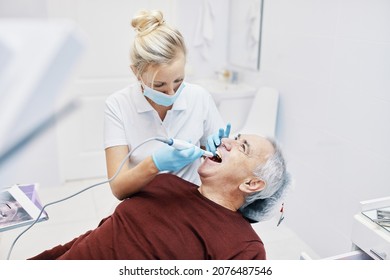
top-left (130, 10), bottom-right (187, 77)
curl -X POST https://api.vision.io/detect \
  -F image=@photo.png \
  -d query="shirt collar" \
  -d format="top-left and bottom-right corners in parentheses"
top-left (133, 85), bottom-right (153, 113)
top-left (171, 92), bottom-right (187, 110)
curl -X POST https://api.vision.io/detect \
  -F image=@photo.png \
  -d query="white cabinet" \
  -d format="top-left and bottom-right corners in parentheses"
top-left (351, 196), bottom-right (390, 260)
top-left (301, 196), bottom-right (390, 260)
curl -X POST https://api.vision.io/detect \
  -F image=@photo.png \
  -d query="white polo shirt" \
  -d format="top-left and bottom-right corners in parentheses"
top-left (104, 82), bottom-right (224, 185)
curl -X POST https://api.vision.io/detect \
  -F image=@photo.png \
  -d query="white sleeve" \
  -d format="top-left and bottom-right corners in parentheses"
top-left (103, 97), bottom-right (128, 149)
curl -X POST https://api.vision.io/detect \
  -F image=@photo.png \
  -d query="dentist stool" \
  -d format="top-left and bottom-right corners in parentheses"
top-left (236, 86), bottom-right (279, 138)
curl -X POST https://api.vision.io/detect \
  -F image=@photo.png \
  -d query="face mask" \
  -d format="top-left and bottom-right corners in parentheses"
top-left (142, 82), bottom-right (185, 107)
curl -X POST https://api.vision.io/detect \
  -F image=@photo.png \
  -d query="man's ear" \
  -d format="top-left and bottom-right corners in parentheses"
top-left (239, 178), bottom-right (266, 194)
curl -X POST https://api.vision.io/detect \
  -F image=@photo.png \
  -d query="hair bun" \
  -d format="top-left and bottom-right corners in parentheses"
top-left (131, 10), bottom-right (165, 37)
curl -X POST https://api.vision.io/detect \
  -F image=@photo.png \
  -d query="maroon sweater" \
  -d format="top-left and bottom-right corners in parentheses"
top-left (29, 174), bottom-right (265, 260)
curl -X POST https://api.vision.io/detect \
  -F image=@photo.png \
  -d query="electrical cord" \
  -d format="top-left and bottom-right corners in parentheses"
top-left (6, 136), bottom-right (167, 260)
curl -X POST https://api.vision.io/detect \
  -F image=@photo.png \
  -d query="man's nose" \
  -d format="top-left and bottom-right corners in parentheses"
top-left (221, 138), bottom-right (234, 151)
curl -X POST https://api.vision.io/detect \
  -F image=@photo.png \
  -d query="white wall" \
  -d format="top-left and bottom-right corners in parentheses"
top-left (176, 0), bottom-right (230, 80)
top-left (250, 0), bottom-right (390, 257)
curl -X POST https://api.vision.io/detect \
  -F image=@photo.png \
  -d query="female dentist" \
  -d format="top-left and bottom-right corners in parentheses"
top-left (104, 10), bottom-right (229, 200)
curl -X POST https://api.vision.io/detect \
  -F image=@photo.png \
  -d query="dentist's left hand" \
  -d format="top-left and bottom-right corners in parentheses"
top-left (206, 123), bottom-right (231, 155)
top-left (152, 145), bottom-right (204, 172)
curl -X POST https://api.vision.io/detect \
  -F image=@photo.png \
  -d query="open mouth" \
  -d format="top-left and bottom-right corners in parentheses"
top-left (209, 150), bottom-right (222, 163)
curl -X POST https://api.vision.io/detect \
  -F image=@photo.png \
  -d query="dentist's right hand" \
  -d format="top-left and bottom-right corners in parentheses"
top-left (152, 144), bottom-right (204, 172)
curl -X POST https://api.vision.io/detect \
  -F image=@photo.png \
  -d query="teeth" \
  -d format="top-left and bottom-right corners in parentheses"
top-left (213, 150), bottom-right (222, 163)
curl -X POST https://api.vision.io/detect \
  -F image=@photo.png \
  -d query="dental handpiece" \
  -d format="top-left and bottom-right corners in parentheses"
top-left (162, 138), bottom-right (214, 158)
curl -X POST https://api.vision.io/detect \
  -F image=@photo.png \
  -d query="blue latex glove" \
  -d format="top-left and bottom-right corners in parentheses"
top-left (206, 123), bottom-right (231, 155)
top-left (152, 144), bottom-right (204, 172)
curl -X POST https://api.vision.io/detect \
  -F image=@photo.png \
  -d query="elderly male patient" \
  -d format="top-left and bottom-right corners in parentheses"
top-left (29, 134), bottom-right (290, 260)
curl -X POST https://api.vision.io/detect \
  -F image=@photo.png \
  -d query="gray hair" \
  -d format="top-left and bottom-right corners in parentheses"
top-left (130, 10), bottom-right (187, 76)
top-left (239, 138), bottom-right (291, 222)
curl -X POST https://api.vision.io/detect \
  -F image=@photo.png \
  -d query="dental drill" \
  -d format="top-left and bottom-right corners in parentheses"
top-left (156, 137), bottom-right (214, 157)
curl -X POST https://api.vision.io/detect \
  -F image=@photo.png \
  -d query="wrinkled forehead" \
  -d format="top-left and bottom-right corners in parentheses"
top-left (238, 134), bottom-right (274, 161)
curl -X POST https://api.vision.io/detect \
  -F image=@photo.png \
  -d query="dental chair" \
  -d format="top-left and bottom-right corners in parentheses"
top-left (234, 86), bottom-right (279, 138)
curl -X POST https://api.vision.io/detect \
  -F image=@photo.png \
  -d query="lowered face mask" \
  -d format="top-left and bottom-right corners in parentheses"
top-left (142, 82), bottom-right (186, 107)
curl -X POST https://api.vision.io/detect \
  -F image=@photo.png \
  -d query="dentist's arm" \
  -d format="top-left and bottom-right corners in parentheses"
top-left (105, 144), bottom-right (203, 200)
top-left (105, 145), bottom-right (159, 200)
